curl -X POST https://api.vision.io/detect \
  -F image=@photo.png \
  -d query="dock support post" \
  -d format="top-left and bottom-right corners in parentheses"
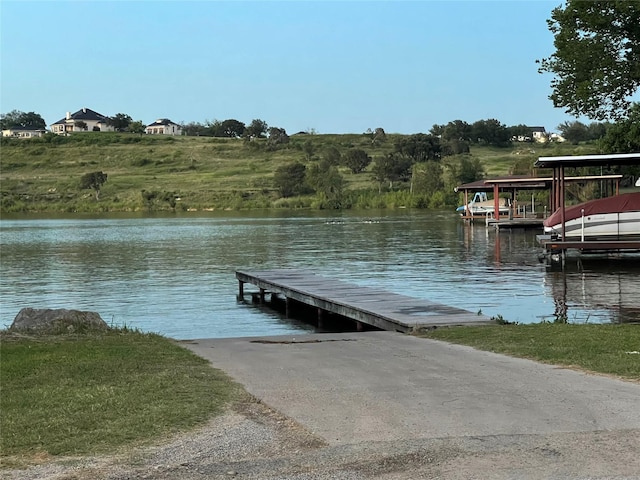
top-left (238, 280), bottom-right (244, 300)
top-left (285, 297), bottom-right (290, 318)
top-left (356, 321), bottom-right (364, 332)
top-left (259, 288), bottom-right (265, 304)
top-left (317, 308), bottom-right (324, 329)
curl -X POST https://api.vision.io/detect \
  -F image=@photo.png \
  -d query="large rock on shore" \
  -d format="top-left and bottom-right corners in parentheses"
top-left (10, 308), bottom-right (109, 334)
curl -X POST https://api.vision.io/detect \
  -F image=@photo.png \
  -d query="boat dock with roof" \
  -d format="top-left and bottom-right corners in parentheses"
top-left (533, 153), bottom-right (640, 257)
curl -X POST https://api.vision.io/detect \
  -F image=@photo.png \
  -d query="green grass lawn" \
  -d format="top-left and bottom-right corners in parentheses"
top-left (0, 133), bottom-right (595, 213)
top-left (420, 323), bottom-right (640, 381)
top-left (1, 323), bottom-right (638, 468)
top-left (0, 329), bottom-right (245, 466)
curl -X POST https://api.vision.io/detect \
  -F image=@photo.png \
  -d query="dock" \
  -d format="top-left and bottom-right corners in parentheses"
top-left (236, 269), bottom-right (493, 332)
top-left (537, 235), bottom-right (640, 254)
top-left (487, 217), bottom-right (544, 230)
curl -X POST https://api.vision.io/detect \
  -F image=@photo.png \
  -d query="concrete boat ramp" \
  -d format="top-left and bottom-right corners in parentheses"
top-left (236, 269), bottom-right (492, 332)
top-left (182, 331), bottom-right (640, 478)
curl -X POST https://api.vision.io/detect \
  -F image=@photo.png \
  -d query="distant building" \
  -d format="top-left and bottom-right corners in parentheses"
top-left (50, 107), bottom-right (113, 135)
top-left (1, 126), bottom-right (46, 138)
top-left (145, 119), bottom-right (182, 136)
top-left (511, 126), bottom-right (549, 143)
top-left (530, 126), bottom-right (548, 143)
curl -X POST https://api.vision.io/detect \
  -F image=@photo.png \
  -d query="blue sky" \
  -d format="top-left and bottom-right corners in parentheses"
top-left (1, 1), bottom-right (580, 134)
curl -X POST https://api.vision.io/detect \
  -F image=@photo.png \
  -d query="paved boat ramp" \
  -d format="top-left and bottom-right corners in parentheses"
top-left (236, 269), bottom-right (492, 332)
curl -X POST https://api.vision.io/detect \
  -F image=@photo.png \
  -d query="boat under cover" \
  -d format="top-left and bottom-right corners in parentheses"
top-left (544, 192), bottom-right (640, 240)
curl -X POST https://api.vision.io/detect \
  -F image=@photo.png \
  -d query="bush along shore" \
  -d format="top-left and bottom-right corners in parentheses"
top-left (0, 132), bottom-right (600, 214)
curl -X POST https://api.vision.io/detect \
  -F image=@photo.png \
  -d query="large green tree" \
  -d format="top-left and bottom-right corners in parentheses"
top-left (343, 149), bottom-right (372, 174)
top-left (0, 110), bottom-right (46, 130)
top-left (599, 103), bottom-right (640, 152)
top-left (108, 113), bottom-right (132, 132)
top-left (245, 119), bottom-right (268, 138)
top-left (538, 0), bottom-right (640, 120)
top-left (557, 120), bottom-right (589, 144)
top-left (471, 119), bottom-right (511, 146)
top-left (273, 162), bottom-right (307, 197)
top-left (394, 134), bottom-right (441, 163)
top-left (306, 160), bottom-right (345, 208)
top-left (80, 171), bottom-right (108, 200)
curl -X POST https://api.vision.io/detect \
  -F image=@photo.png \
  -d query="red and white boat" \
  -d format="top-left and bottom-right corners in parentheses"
top-left (544, 192), bottom-right (640, 240)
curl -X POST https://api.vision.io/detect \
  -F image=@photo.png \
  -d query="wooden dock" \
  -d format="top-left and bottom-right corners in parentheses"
top-left (537, 235), bottom-right (640, 254)
top-left (236, 269), bottom-right (493, 333)
top-left (487, 217), bottom-right (544, 230)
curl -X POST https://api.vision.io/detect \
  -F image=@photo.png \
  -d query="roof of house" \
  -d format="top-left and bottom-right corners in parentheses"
top-left (51, 108), bottom-right (109, 125)
top-left (146, 118), bottom-right (179, 127)
top-left (535, 153), bottom-right (640, 168)
top-left (2, 126), bottom-right (46, 132)
top-left (529, 126), bottom-right (546, 133)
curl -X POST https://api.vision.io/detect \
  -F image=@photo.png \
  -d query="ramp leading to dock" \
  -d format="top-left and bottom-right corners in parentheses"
top-left (236, 269), bottom-right (492, 332)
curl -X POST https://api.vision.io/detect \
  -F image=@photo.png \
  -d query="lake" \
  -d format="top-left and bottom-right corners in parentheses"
top-left (1, 210), bottom-right (638, 339)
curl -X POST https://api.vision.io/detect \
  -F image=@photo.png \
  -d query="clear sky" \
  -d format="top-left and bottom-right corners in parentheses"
top-left (1, 0), bottom-right (581, 134)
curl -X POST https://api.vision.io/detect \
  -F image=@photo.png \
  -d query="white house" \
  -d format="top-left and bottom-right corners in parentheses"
top-left (145, 119), bottom-right (182, 136)
top-left (50, 108), bottom-right (113, 135)
top-left (530, 126), bottom-right (548, 143)
top-left (1, 126), bottom-right (46, 138)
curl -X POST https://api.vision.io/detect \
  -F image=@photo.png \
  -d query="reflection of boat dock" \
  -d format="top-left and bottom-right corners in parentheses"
top-left (487, 217), bottom-right (544, 229)
top-left (236, 269), bottom-right (492, 332)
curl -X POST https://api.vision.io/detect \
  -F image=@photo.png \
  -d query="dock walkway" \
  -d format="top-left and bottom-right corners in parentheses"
top-left (236, 269), bottom-right (492, 332)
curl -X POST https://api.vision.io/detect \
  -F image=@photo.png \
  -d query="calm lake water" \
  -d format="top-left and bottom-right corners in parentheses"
top-left (1, 210), bottom-right (638, 338)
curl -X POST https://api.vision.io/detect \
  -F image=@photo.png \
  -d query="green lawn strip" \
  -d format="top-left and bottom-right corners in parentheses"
top-left (419, 324), bottom-right (640, 381)
top-left (0, 330), bottom-right (244, 462)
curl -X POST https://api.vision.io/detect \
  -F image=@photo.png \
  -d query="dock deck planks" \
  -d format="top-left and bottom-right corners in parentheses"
top-left (236, 269), bottom-right (493, 332)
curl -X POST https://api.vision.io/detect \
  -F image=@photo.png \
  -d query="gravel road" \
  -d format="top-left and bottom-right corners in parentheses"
top-left (3, 398), bottom-right (639, 480)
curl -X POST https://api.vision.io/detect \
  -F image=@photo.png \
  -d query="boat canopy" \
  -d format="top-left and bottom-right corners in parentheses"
top-left (544, 192), bottom-right (640, 227)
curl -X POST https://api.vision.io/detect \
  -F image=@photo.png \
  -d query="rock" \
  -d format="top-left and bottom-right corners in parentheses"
top-left (9, 308), bottom-right (109, 334)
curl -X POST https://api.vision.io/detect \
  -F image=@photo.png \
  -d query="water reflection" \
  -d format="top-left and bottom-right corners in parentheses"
top-left (1, 211), bottom-right (638, 339)
top-left (545, 258), bottom-right (640, 323)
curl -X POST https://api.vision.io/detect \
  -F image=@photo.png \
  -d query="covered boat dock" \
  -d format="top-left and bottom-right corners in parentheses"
top-left (455, 174), bottom-right (624, 229)
top-left (534, 153), bottom-right (640, 256)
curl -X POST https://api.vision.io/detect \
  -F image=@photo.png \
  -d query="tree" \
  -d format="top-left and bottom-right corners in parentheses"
top-left (471, 119), bottom-right (510, 146)
top-left (267, 127), bottom-right (290, 149)
top-left (557, 121), bottom-right (589, 144)
top-left (322, 146), bottom-right (342, 166)
top-left (370, 153), bottom-right (412, 191)
top-left (108, 113), bottom-right (132, 132)
top-left (441, 139), bottom-right (470, 157)
top-left (457, 157), bottom-right (484, 184)
top-left (411, 161), bottom-right (444, 195)
top-left (599, 103), bottom-right (640, 152)
top-left (508, 124), bottom-right (534, 141)
top-left (441, 120), bottom-right (472, 142)
top-left (306, 160), bottom-right (345, 208)
top-left (182, 122), bottom-right (209, 136)
top-left (220, 119), bottom-right (246, 138)
top-left (129, 120), bottom-right (146, 134)
top-left (80, 171), bottom-right (108, 200)
top-left (75, 121), bottom-right (88, 131)
top-left (537, 0), bottom-right (640, 120)
top-left (343, 149), bottom-right (372, 174)
top-left (273, 162), bottom-right (308, 197)
top-left (245, 119), bottom-right (268, 138)
top-left (394, 134), bottom-right (441, 163)
top-left (429, 124), bottom-right (445, 137)
top-left (0, 110), bottom-right (46, 130)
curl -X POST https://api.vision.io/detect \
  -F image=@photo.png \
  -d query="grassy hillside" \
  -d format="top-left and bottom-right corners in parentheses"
top-left (0, 132), bottom-right (595, 214)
